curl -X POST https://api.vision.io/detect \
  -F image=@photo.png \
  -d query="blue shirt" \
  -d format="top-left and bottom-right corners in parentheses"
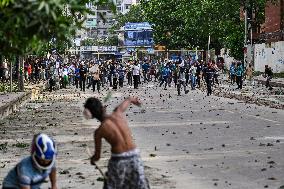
top-left (2, 157), bottom-right (55, 189)
top-left (142, 63), bottom-right (150, 72)
top-left (236, 65), bottom-right (244, 77)
top-left (118, 67), bottom-right (125, 79)
top-left (230, 65), bottom-right (235, 75)
top-left (75, 68), bottom-right (80, 78)
top-left (162, 67), bottom-right (171, 77)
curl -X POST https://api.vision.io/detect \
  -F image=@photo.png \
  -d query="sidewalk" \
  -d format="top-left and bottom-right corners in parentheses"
top-left (214, 76), bottom-right (284, 109)
top-left (0, 83), bottom-right (45, 119)
top-left (254, 76), bottom-right (284, 88)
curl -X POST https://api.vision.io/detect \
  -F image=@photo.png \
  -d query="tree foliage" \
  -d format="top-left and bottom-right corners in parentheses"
top-left (111, 4), bottom-right (146, 31)
top-left (137, 0), bottom-right (268, 60)
top-left (0, 0), bottom-right (115, 58)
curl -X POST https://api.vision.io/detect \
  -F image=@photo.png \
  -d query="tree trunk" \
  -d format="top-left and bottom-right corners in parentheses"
top-left (17, 56), bottom-right (24, 92)
top-left (10, 58), bottom-right (13, 92)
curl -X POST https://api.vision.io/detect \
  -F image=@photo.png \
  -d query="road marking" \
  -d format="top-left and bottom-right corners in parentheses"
top-left (0, 148), bottom-right (280, 165)
top-left (131, 121), bottom-right (230, 128)
top-left (224, 110), bottom-right (279, 123)
top-left (263, 136), bottom-right (284, 140)
top-left (155, 109), bottom-right (202, 113)
top-left (56, 120), bottom-right (230, 130)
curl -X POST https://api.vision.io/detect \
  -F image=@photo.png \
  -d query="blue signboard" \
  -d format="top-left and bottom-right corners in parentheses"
top-left (125, 22), bottom-right (152, 30)
top-left (124, 22), bottom-right (154, 47)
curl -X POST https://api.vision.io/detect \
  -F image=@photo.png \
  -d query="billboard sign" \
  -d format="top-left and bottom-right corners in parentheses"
top-left (124, 22), bottom-right (154, 47)
top-left (81, 46), bottom-right (117, 52)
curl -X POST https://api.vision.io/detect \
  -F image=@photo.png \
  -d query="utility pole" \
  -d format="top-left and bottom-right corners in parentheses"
top-left (10, 59), bottom-right (12, 92)
top-left (208, 35), bottom-right (211, 62)
top-left (244, 8), bottom-right (248, 67)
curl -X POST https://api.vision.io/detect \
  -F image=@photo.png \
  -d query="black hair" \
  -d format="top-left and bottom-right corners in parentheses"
top-left (84, 97), bottom-right (105, 122)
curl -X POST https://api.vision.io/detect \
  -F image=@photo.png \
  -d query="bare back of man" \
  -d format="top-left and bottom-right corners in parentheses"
top-left (90, 97), bottom-right (141, 162)
top-left (97, 112), bottom-right (136, 153)
top-left (85, 97), bottom-right (150, 189)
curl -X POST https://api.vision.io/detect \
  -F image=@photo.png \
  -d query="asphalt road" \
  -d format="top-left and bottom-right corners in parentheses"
top-left (0, 82), bottom-right (283, 189)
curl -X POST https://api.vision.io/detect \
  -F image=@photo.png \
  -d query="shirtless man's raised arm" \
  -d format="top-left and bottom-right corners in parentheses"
top-left (114, 97), bottom-right (141, 113)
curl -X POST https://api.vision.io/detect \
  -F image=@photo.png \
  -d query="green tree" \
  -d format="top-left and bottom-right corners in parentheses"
top-left (112, 4), bottom-right (146, 31)
top-left (0, 0), bottom-right (115, 91)
top-left (140, 0), bottom-right (267, 60)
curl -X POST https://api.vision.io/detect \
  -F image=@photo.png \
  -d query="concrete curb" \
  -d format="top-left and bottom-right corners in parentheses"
top-left (0, 83), bottom-right (46, 119)
top-left (254, 78), bottom-right (284, 88)
top-left (214, 90), bottom-right (284, 110)
top-left (0, 92), bottom-right (32, 119)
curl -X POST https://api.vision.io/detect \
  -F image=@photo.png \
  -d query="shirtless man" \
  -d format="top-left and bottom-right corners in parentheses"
top-left (83, 97), bottom-right (150, 189)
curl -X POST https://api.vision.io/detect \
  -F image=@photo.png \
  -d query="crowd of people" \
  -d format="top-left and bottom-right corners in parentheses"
top-left (1, 54), bottom-right (275, 95)
top-left (41, 56), bottom-right (227, 96)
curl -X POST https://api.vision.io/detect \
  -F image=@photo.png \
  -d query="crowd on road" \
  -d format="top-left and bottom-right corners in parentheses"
top-left (0, 54), bottom-right (276, 96)
top-left (43, 56), bottom-right (225, 96)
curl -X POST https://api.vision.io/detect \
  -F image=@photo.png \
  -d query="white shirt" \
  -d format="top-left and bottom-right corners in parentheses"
top-left (132, 65), bottom-right (140, 76)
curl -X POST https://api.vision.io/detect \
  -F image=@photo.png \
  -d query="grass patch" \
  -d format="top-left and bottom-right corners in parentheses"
top-left (0, 83), bottom-right (18, 92)
top-left (274, 72), bottom-right (284, 78)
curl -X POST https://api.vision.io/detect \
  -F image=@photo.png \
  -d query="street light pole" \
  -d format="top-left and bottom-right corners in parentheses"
top-left (244, 8), bottom-right (248, 67)
top-left (10, 59), bottom-right (12, 92)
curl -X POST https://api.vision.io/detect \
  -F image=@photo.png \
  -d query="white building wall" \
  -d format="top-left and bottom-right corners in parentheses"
top-left (254, 41), bottom-right (284, 73)
top-left (120, 0), bottom-right (138, 14)
top-left (220, 48), bottom-right (236, 70)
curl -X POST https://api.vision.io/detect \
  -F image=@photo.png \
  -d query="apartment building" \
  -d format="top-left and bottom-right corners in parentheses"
top-left (119, 0), bottom-right (139, 14)
top-left (260, 0), bottom-right (284, 42)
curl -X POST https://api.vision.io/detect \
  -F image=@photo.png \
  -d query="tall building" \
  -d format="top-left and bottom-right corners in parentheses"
top-left (119, 0), bottom-right (139, 14)
top-left (72, 1), bottom-right (142, 58)
top-left (75, 2), bottom-right (116, 45)
top-left (260, 0), bottom-right (284, 42)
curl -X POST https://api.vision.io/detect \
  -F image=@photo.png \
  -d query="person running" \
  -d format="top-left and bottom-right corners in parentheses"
top-left (112, 66), bottom-right (119, 90)
top-left (92, 66), bottom-right (101, 93)
top-left (189, 63), bottom-right (197, 90)
top-left (79, 63), bottom-right (87, 92)
top-left (159, 64), bottom-right (171, 90)
top-left (203, 63), bottom-right (215, 96)
top-left (229, 62), bottom-right (236, 85)
top-left (2, 133), bottom-right (57, 189)
top-left (118, 64), bottom-right (125, 88)
top-left (83, 97), bottom-right (150, 189)
top-left (132, 62), bottom-right (140, 89)
top-left (74, 64), bottom-right (80, 89)
top-left (195, 62), bottom-right (202, 88)
top-left (177, 66), bottom-right (189, 96)
top-left (264, 65), bottom-right (273, 90)
top-left (142, 61), bottom-right (150, 83)
top-left (235, 62), bottom-right (244, 89)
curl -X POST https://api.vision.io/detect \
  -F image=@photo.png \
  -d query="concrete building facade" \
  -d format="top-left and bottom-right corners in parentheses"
top-left (254, 0), bottom-right (284, 73)
top-left (119, 0), bottom-right (139, 15)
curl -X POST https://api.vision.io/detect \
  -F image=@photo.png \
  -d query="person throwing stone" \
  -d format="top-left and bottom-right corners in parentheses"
top-left (83, 97), bottom-right (150, 189)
